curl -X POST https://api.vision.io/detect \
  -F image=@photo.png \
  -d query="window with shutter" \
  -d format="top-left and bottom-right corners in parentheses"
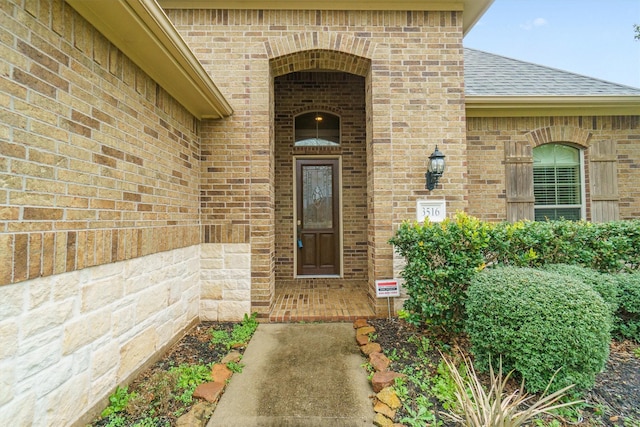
top-left (533, 144), bottom-right (584, 221)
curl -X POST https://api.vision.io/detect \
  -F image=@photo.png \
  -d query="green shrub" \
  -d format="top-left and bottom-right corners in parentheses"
top-left (612, 272), bottom-right (640, 342)
top-left (390, 215), bottom-right (639, 332)
top-left (540, 264), bottom-right (619, 312)
top-left (485, 220), bottom-right (640, 273)
top-left (389, 213), bottom-right (491, 334)
top-left (466, 267), bottom-right (612, 393)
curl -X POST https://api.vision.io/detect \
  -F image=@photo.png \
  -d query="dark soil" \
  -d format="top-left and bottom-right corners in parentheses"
top-left (369, 318), bottom-right (640, 426)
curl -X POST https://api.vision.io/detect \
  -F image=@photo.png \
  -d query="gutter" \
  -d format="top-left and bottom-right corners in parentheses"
top-left (465, 95), bottom-right (640, 117)
top-left (66, 0), bottom-right (233, 120)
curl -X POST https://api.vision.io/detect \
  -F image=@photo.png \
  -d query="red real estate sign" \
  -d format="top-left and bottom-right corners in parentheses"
top-left (375, 279), bottom-right (400, 298)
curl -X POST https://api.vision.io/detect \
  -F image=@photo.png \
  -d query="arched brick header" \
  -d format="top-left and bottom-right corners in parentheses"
top-left (267, 32), bottom-right (373, 77)
top-left (292, 104), bottom-right (343, 117)
top-left (525, 126), bottom-right (592, 148)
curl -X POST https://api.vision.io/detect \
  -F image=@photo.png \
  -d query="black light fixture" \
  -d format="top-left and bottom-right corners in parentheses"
top-left (425, 146), bottom-right (445, 191)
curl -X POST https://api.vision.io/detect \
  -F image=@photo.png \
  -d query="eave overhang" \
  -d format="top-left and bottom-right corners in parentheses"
top-left (157, 0), bottom-right (494, 35)
top-left (465, 96), bottom-right (640, 117)
top-left (66, 0), bottom-right (233, 120)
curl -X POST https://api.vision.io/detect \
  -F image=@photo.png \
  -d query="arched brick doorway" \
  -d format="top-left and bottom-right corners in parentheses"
top-left (269, 48), bottom-right (375, 321)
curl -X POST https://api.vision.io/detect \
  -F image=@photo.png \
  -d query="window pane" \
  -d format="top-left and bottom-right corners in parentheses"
top-left (534, 208), bottom-right (582, 221)
top-left (295, 112), bottom-right (340, 146)
top-left (302, 165), bottom-right (333, 229)
top-left (533, 144), bottom-right (582, 221)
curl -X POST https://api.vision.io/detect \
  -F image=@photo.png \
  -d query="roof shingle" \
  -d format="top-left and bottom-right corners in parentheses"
top-left (464, 48), bottom-right (640, 96)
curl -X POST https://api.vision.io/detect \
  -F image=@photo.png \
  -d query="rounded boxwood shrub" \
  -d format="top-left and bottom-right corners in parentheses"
top-left (466, 267), bottom-right (612, 393)
top-left (612, 272), bottom-right (640, 342)
top-left (540, 264), bottom-right (619, 312)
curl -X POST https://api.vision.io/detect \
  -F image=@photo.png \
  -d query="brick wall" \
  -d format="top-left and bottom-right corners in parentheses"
top-left (467, 116), bottom-right (640, 221)
top-left (1, 0), bottom-right (201, 287)
top-left (166, 8), bottom-right (467, 316)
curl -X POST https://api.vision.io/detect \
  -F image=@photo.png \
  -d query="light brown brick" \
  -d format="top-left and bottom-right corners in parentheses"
top-left (28, 233), bottom-right (42, 279)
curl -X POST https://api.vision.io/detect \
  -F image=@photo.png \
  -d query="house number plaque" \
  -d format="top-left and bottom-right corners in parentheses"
top-left (416, 200), bottom-right (446, 223)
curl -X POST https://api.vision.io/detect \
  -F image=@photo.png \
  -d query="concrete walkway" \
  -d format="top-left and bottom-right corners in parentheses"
top-left (207, 323), bottom-right (375, 426)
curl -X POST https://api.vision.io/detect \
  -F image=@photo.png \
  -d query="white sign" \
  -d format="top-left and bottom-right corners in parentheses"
top-left (416, 200), bottom-right (446, 223)
top-left (375, 279), bottom-right (400, 298)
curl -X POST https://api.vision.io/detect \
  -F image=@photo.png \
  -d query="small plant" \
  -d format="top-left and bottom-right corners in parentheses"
top-left (549, 398), bottom-right (586, 424)
top-left (360, 361), bottom-right (374, 373)
top-left (226, 361), bottom-right (244, 373)
top-left (210, 312), bottom-right (259, 349)
top-left (399, 365), bottom-right (431, 394)
top-left (104, 415), bottom-right (127, 427)
top-left (132, 416), bottom-right (162, 427)
top-left (432, 358), bottom-right (462, 412)
top-left (400, 395), bottom-right (440, 427)
top-left (440, 354), bottom-right (583, 427)
top-left (408, 335), bottom-right (431, 358)
top-left (169, 363), bottom-right (212, 404)
top-left (533, 418), bottom-right (561, 427)
top-left (101, 386), bottom-right (137, 418)
top-left (229, 312), bottom-right (259, 347)
top-left (385, 348), bottom-right (399, 362)
top-left (393, 376), bottom-right (409, 401)
top-left (210, 329), bottom-right (230, 347)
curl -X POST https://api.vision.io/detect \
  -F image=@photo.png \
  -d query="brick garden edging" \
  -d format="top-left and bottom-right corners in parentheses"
top-left (353, 319), bottom-right (406, 427)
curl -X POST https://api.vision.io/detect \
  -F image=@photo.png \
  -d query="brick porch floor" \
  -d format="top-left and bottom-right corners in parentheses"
top-left (269, 281), bottom-right (376, 322)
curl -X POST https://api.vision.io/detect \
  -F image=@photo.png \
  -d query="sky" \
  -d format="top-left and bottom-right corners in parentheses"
top-left (464, 0), bottom-right (640, 89)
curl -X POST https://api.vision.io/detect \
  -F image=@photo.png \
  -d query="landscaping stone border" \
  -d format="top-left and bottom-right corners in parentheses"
top-left (353, 319), bottom-right (406, 427)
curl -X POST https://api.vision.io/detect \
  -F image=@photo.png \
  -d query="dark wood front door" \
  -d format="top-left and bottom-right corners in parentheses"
top-left (296, 158), bottom-right (340, 276)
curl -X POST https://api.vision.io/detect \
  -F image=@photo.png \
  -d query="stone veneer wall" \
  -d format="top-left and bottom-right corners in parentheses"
top-left (0, 246), bottom-right (200, 425)
top-left (167, 8), bottom-right (468, 316)
top-left (467, 116), bottom-right (640, 221)
top-left (200, 243), bottom-right (252, 321)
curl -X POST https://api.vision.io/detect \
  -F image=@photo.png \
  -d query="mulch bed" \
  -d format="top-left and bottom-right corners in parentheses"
top-left (90, 322), bottom-right (239, 427)
top-left (369, 317), bottom-right (640, 426)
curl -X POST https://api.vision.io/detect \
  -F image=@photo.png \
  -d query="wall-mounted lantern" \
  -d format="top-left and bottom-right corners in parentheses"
top-left (425, 146), bottom-right (445, 191)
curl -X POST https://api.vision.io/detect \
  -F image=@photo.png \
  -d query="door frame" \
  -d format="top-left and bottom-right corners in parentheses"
top-left (293, 155), bottom-right (343, 278)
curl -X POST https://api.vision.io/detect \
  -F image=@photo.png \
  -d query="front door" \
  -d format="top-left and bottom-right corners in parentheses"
top-left (296, 158), bottom-right (341, 276)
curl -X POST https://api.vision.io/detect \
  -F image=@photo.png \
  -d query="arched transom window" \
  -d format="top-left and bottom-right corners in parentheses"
top-left (294, 112), bottom-right (340, 147)
top-left (533, 143), bottom-right (585, 221)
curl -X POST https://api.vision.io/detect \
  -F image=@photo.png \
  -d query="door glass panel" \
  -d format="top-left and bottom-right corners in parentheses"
top-left (302, 165), bottom-right (333, 229)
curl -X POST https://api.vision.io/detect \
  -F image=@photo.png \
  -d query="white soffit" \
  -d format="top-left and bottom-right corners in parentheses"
top-left (158, 0), bottom-right (495, 35)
